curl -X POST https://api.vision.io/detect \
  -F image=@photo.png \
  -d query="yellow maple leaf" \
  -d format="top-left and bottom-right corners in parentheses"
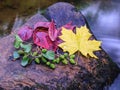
top-left (58, 25), bottom-right (101, 58)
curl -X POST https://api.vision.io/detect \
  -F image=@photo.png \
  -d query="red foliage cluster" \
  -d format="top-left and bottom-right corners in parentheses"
top-left (18, 20), bottom-right (75, 51)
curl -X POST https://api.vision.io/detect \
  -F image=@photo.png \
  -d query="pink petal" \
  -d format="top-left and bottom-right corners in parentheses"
top-left (33, 29), bottom-right (58, 51)
top-left (18, 25), bottom-right (33, 41)
top-left (48, 20), bottom-right (58, 41)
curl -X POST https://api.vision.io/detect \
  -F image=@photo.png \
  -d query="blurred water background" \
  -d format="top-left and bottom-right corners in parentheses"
top-left (81, 1), bottom-right (120, 89)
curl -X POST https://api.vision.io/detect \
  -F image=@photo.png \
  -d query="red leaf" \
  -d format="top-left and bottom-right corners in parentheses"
top-left (17, 20), bottom-right (75, 51)
top-left (33, 29), bottom-right (58, 51)
top-left (18, 25), bottom-right (33, 41)
top-left (48, 20), bottom-right (59, 41)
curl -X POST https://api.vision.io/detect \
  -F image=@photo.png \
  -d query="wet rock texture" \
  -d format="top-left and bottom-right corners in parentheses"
top-left (0, 2), bottom-right (119, 90)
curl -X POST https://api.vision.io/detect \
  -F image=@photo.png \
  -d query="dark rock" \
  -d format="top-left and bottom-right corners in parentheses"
top-left (0, 2), bottom-right (119, 90)
top-left (45, 2), bottom-right (85, 27)
top-left (24, 13), bottom-right (48, 29)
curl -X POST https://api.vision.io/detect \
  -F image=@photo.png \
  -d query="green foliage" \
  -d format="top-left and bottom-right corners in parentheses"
top-left (20, 43), bottom-right (32, 53)
top-left (70, 55), bottom-right (75, 59)
top-left (35, 58), bottom-right (40, 64)
top-left (70, 59), bottom-right (76, 65)
top-left (43, 50), bottom-right (55, 60)
top-left (13, 35), bottom-right (78, 69)
top-left (17, 50), bottom-right (24, 55)
top-left (21, 55), bottom-right (30, 66)
top-left (42, 49), bottom-right (47, 53)
top-left (52, 59), bottom-right (57, 63)
top-left (64, 53), bottom-right (68, 57)
top-left (14, 35), bottom-right (23, 49)
top-left (56, 58), bottom-right (60, 64)
top-left (46, 62), bottom-right (50, 66)
top-left (62, 59), bottom-right (68, 65)
top-left (13, 51), bottom-right (20, 59)
top-left (59, 55), bottom-right (65, 60)
top-left (32, 51), bottom-right (38, 56)
top-left (50, 63), bottom-right (55, 69)
top-left (41, 57), bottom-right (47, 63)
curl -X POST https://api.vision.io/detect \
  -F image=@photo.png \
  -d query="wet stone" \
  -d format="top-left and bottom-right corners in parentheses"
top-left (45, 2), bottom-right (85, 27)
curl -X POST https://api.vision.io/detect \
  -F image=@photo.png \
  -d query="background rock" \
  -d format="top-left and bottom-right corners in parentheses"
top-left (45, 2), bottom-right (85, 27)
top-left (0, 2), bottom-right (119, 90)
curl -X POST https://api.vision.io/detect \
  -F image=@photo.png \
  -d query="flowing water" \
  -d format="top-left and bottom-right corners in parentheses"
top-left (0, 0), bottom-right (120, 90)
top-left (81, 1), bottom-right (120, 67)
top-left (81, 1), bottom-right (120, 90)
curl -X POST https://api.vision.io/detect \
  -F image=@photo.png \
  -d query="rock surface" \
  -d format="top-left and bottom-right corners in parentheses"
top-left (45, 2), bottom-right (85, 27)
top-left (0, 2), bottom-right (119, 90)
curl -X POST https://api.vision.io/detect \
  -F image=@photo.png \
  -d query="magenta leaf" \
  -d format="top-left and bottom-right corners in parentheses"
top-left (33, 29), bottom-right (58, 51)
top-left (48, 20), bottom-right (58, 41)
top-left (17, 20), bottom-right (75, 52)
top-left (18, 25), bottom-right (33, 41)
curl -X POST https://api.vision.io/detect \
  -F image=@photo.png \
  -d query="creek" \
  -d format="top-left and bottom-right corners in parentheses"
top-left (81, 1), bottom-right (120, 90)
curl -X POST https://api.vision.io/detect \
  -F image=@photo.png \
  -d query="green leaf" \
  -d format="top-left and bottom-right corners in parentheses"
top-left (42, 49), bottom-right (47, 53)
top-left (62, 59), bottom-right (68, 65)
top-left (43, 50), bottom-right (55, 60)
top-left (69, 59), bottom-right (76, 64)
top-left (46, 62), bottom-right (50, 66)
top-left (14, 35), bottom-right (23, 49)
top-left (70, 55), bottom-right (75, 59)
top-left (14, 41), bottom-right (21, 49)
top-left (17, 50), bottom-right (24, 54)
top-left (21, 55), bottom-right (29, 66)
top-left (41, 57), bottom-right (47, 63)
top-left (49, 64), bottom-right (56, 69)
top-left (35, 58), bottom-right (40, 64)
top-left (13, 51), bottom-right (20, 59)
top-left (32, 51), bottom-right (38, 56)
top-left (20, 43), bottom-right (32, 53)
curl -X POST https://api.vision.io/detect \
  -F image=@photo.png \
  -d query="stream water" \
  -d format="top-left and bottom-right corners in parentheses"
top-left (81, 1), bottom-right (120, 90)
top-left (0, 0), bottom-right (120, 90)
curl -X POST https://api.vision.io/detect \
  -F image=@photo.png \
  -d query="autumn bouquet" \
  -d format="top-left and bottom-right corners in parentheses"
top-left (13, 20), bottom-right (101, 69)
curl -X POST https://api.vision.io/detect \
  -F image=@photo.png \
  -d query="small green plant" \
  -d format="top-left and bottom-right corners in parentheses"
top-left (69, 59), bottom-right (76, 64)
top-left (12, 35), bottom-right (76, 69)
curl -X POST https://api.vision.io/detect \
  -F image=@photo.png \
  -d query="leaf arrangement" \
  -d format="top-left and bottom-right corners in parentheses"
top-left (18, 20), bottom-right (74, 51)
top-left (13, 35), bottom-right (76, 69)
top-left (12, 20), bottom-right (101, 69)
